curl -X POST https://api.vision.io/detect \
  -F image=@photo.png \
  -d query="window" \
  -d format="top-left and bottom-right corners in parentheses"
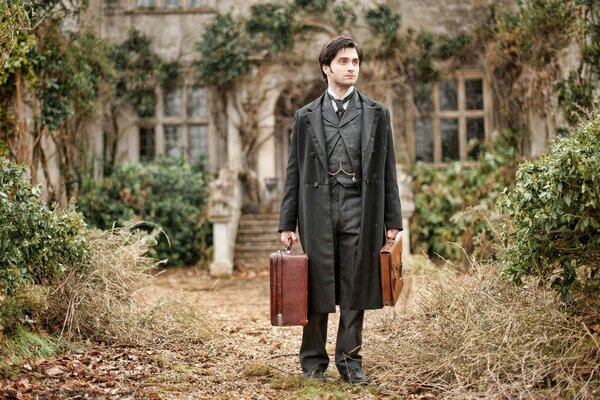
top-left (164, 125), bottom-right (183, 157)
top-left (137, 0), bottom-right (156, 7)
top-left (139, 127), bottom-right (156, 161)
top-left (138, 84), bottom-right (209, 165)
top-left (164, 88), bottom-right (182, 117)
top-left (412, 73), bottom-right (490, 163)
top-left (189, 0), bottom-right (209, 7)
top-left (136, 0), bottom-right (212, 8)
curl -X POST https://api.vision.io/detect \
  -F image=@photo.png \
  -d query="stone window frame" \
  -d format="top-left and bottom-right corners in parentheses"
top-left (137, 82), bottom-right (210, 166)
top-left (135, 0), bottom-right (214, 9)
top-left (408, 70), bottom-right (493, 164)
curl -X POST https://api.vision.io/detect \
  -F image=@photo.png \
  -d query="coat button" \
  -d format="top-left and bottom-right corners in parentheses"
top-left (310, 152), bottom-right (315, 158)
top-left (313, 182), bottom-right (319, 188)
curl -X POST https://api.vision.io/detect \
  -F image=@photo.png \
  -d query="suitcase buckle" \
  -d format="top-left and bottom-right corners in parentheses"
top-left (277, 313), bottom-right (283, 326)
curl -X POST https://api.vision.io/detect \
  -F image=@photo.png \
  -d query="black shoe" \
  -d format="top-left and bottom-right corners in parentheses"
top-left (341, 369), bottom-right (370, 385)
top-left (303, 369), bottom-right (325, 382)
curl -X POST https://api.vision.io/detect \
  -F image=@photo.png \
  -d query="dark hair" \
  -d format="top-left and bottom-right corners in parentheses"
top-left (318, 36), bottom-right (363, 82)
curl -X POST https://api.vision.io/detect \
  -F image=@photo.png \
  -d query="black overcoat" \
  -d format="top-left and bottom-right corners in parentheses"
top-left (278, 90), bottom-right (402, 313)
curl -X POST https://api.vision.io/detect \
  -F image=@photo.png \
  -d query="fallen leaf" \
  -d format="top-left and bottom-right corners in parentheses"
top-left (15, 376), bottom-right (31, 393)
top-left (45, 366), bottom-right (67, 376)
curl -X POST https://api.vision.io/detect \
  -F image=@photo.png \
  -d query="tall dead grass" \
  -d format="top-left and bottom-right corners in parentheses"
top-left (45, 228), bottom-right (214, 348)
top-left (370, 261), bottom-right (600, 399)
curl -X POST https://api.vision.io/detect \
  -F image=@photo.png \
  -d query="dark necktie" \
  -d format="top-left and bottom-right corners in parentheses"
top-left (330, 91), bottom-right (354, 119)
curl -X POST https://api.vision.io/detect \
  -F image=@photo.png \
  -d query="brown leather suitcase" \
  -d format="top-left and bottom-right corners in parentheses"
top-left (380, 237), bottom-right (403, 306)
top-left (270, 249), bottom-right (308, 326)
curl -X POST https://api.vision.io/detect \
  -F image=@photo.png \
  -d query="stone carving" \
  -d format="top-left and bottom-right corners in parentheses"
top-left (208, 167), bottom-right (236, 223)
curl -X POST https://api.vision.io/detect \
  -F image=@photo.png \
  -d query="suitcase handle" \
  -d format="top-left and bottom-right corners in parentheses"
top-left (276, 253), bottom-right (283, 326)
top-left (285, 236), bottom-right (293, 253)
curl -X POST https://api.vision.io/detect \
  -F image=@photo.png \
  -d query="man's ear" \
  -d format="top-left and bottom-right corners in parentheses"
top-left (322, 64), bottom-right (330, 75)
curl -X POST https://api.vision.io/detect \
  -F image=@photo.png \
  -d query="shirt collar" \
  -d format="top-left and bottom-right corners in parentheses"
top-left (327, 86), bottom-right (355, 101)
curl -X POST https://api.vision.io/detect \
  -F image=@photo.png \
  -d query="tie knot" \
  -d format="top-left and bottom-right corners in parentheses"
top-left (334, 98), bottom-right (345, 110)
top-left (329, 90), bottom-right (354, 112)
top-left (330, 91), bottom-right (354, 120)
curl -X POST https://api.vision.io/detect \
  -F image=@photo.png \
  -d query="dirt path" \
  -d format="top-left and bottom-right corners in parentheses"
top-left (149, 268), bottom-right (401, 399)
top-left (1, 268), bottom-right (404, 399)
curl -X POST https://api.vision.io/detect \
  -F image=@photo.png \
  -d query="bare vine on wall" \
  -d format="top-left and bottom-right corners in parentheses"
top-left (230, 68), bottom-right (282, 210)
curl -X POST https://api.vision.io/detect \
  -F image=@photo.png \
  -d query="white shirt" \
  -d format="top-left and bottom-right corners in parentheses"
top-left (327, 86), bottom-right (355, 112)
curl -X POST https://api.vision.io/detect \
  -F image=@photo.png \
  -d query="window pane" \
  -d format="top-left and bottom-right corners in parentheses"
top-left (164, 88), bottom-right (182, 117)
top-left (465, 79), bottom-right (484, 110)
top-left (189, 124), bottom-right (208, 165)
top-left (467, 117), bottom-right (485, 159)
top-left (190, 0), bottom-right (209, 6)
top-left (139, 127), bottom-right (155, 161)
top-left (415, 118), bottom-right (433, 162)
top-left (164, 125), bottom-right (183, 158)
top-left (137, 0), bottom-right (156, 6)
top-left (414, 82), bottom-right (433, 113)
top-left (164, 0), bottom-right (180, 6)
top-left (188, 87), bottom-right (208, 118)
top-left (441, 118), bottom-right (459, 161)
top-left (440, 80), bottom-right (458, 111)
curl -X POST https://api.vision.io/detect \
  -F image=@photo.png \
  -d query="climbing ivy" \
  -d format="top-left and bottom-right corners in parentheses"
top-left (194, 14), bottom-right (250, 87)
top-left (294, 0), bottom-right (333, 13)
top-left (246, 3), bottom-right (296, 52)
top-left (111, 29), bottom-right (162, 117)
top-left (365, 4), bottom-right (401, 44)
top-left (555, 1), bottom-right (600, 124)
top-left (193, 0), bottom-right (358, 87)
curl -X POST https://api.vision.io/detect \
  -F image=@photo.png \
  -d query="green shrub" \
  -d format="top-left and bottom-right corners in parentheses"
top-left (77, 158), bottom-right (212, 266)
top-left (0, 158), bottom-right (89, 295)
top-left (411, 131), bottom-right (520, 263)
top-left (498, 114), bottom-right (600, 297)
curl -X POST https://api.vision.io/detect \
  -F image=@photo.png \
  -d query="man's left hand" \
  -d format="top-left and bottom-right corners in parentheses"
top-left (386, 229), bottom-right (400, 241)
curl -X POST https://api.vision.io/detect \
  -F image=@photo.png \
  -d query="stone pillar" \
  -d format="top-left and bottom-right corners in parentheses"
top-left (207, 167), bottom-right (238, 276)
top-left (397, 166), bottom-right (415, 258)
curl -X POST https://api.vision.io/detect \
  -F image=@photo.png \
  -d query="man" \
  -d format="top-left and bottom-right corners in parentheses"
top-left (278, 36), bottom-right (402, 385)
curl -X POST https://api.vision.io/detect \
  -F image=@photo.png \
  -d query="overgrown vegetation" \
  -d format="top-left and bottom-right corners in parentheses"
top-left (44, 228), bottom-right (214, 347)
top-left (499, 113), bottom-right (600, 298)
top-left (370, 262), bottom-right (600, 399)
top-left (1, 157), bottom-right (214, 379)
top-left (193, 0), bottom-right (357, 87)
top-left (77, 158), bottom-right (212, 267)
top-left (410, 131), bottom-right (521, 264)
top-left (0, 158), bottom-right (89, 300)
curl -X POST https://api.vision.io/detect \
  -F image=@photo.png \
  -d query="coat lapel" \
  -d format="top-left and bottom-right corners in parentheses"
top-left (306, 93), bottom-right (328, 172)
top-left (359, 92), bottom-right (381, 177)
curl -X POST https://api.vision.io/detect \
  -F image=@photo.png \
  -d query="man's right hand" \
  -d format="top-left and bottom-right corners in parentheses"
top-left (280, 231), bottom-right (297, 247)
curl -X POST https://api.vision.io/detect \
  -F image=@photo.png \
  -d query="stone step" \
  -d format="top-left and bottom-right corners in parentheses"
top-left (237, 225), bottom-right (280, 233)
top-left (235, 243), bottom-right (281, 252)
top-left (236, 232), bottom-right (281, 242)
top-left (238, 214), bottom-right (279, 223)
top-left (234, 213), bottom-right (300, 270)
top-left (238, 221), bottom-right (279, 230)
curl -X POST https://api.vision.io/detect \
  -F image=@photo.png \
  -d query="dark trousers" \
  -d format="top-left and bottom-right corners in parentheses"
top-left (300, 183), bottom-right (363, 375)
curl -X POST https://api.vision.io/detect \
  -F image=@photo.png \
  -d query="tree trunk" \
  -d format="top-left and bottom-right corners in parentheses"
top-left (15, 68), bottom-right (28, 165)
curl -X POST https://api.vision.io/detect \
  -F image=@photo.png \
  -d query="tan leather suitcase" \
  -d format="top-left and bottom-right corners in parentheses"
top-left (269, 249), bottom-right (308, 326)
top-left (380, 237), bottom-right (403, 306)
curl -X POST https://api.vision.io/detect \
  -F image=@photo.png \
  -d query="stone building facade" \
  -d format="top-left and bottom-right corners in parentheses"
top-left (85, 0), bottom-right (560, 274)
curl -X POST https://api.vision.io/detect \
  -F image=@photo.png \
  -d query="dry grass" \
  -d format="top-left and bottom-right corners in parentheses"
top-left (45, 228), bottom-right (214, 348)
top-left (370, 261), bottom-right (600, 399)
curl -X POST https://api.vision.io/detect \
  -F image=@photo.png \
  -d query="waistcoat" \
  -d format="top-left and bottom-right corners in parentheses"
top-left (322, 95), bottom-right (363, 187)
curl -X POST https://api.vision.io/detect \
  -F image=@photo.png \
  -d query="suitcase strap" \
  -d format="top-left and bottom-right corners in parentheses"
top-left (276, 253), bottom-right (283, 326)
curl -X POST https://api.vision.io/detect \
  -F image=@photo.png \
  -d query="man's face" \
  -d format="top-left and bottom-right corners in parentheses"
top-left (322, 47), bottom-right (360, 89)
